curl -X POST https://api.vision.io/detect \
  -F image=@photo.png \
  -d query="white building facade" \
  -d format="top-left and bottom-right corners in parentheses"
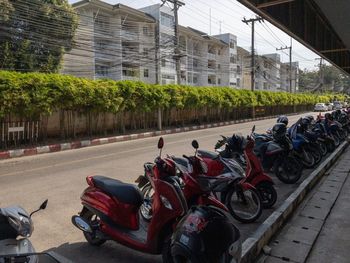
top-left (62, 0), bottom-right (298, 92)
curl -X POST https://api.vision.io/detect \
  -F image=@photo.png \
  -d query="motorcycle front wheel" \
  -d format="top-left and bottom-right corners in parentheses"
top-left (319, 141), bottom-right (328, 156)
top-left (274, 156), bottom-right (302, 184)
top-left (256, 181), bottom-right (277, 209)
top-left (225, 187), bottom-right (262, 223)
top-left (140, 182), bottom-right (154, 221)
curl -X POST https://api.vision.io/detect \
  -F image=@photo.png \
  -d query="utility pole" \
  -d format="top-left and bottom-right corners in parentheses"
top-left (276, 39), bottom-right (292, 93)
top-left (242, 16), bottom-right (263, 91)
top-left (162, 0), bottom-right (185, 85)
top-left (316, 57), bottom-right (324, 92)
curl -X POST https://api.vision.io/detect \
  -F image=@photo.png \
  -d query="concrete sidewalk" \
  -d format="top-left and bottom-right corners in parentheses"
top-left (257, 146), bottom-right (350, 263)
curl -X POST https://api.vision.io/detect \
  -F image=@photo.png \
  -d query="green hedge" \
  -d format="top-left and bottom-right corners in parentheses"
top-left (0, 70), bottom-right (346, 118)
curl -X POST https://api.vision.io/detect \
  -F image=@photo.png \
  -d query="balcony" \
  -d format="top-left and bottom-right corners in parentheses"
top-left (207, 53), bottom-right (216, 60)
top-left (121, 30), bottom-right (139, 42)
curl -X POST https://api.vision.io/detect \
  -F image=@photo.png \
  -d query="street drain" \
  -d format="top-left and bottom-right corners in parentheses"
top-left (308, 216), bottom-right (315, 219)
top-left (314, 206), bottom-right (321, 208)
top-left (302, 227), bottom-right (309, 230)
top-left (292, 240), bottom-right (300, 244)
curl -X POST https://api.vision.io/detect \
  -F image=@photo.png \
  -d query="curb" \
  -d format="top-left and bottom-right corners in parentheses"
top-left (0, 111), bottom-right (307, 160)
top-left (240, 140), bottom-right (349, 263)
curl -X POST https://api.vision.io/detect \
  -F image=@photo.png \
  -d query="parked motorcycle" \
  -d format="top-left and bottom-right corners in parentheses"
top-left (288, 119), bottom-right (316, 168)
top-left (252, 124), bottom-right (303, 184)
top-left (0, 200), bottom-right (48, 263)
top-left (183, 139), bottom-right (262, 223)
top-left (72, 137), bottom-right (241, 262)
top-left (212, 134), bottom-right (277, 209)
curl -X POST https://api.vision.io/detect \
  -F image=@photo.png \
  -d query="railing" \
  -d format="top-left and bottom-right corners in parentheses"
top-left (0, 121), bottom-right (39, 148)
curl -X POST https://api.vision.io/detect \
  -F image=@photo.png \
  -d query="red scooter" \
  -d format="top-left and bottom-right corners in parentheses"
top-left (203, 134), bottom-right (277, 209)
top-left (72, 138), bottom-right (240, 262)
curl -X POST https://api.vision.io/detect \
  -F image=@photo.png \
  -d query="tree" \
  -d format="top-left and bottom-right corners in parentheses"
top-left (0, 0), bottom-right (78, 73)
top-left (0, 0), bottom-right (13, 22)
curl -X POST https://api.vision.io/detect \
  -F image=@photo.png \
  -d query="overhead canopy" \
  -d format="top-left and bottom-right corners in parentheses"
top-left (237, 0), bottom-right (350, 75)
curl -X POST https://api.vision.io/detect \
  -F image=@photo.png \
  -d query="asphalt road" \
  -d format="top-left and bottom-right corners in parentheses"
top-left (0, 112), bottom-right (326, 263)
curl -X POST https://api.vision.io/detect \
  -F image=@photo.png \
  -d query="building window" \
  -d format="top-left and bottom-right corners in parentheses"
top-left (122, 68), bottom-right (138, 77)
top-left (143, 48), bottom-right (149, 57)
top-left (218, 64), bottom-right (221, 70)
top-left (218, 49), bottom-right (221, 55)
top-left (237, 65), bottom-right (241, 74)
top-left (161, 59), bottom-right (166, 67)
top-left (160, 12), bottom-right (174, 27)
top-left (143, 26), bottom-right (149, 35)
top-left (218, 78), bottom-right (221, 85)
top-left (95, 65), bottom-right (109, 77)
top-left (237, 78), bottom-right (241, 87)
top-left (193, 58), bottom-right (199, 68)
top-left (230, 56), bottom-right (236, 64)
top-left (162, 74), bottom-right (175, 80)
top-left (96, 41), bottom-right (107, 50)
top-left (229, 40), bottom-right (235, 49)
top-left (193, 76), bottom-right (198, 84)
top-left (144, 69), bottom-right (149, 78)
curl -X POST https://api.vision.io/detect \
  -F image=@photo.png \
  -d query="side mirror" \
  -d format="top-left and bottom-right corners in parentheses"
top-left (158, 137), bottom-right (164, 149)
top-left (192, 140), bottom-right (199, 149)
top-left (252, 125), bottom-right (256, 132)
top-left (30, 199), bottom-right (48, 217)
top-left (40, 199), bottom-right (48, 210)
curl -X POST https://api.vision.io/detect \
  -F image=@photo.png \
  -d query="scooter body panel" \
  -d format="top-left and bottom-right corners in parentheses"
top-left (81, 186), bottom-right (140, 230)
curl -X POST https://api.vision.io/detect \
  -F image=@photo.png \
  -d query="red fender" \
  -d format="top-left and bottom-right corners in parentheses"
top-left (250, 173), bottom-right (274, 186)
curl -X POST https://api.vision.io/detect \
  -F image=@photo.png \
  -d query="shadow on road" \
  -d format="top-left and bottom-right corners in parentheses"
top-left (45, 241), bottom-right (162, 263)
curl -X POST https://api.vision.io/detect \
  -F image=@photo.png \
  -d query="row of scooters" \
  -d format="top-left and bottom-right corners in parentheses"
top-left (1, 109), bottom-right (348, 263)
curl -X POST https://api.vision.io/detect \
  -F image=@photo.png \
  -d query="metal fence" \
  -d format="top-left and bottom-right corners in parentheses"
top-left (0, 121), bottom-right (39, 149)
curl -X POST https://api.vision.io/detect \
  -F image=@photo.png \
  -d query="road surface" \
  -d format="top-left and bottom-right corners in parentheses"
top-left (0, 112), bottom-right (325, 263)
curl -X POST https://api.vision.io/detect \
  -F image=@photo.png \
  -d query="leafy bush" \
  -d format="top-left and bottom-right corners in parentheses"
top-left (0, 70), bottom-right (346, 119)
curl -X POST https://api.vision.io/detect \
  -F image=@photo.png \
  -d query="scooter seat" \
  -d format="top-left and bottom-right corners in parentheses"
top-left (92, 176), bottom-right (143, 206)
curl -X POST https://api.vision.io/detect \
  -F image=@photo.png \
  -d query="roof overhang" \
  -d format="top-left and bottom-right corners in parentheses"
top-left (238, 0), bottom-right (350, 75)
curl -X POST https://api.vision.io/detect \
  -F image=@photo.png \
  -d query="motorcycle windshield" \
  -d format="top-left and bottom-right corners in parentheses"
top-left (171, 157), bottom-right (193, 174)
top-left (221, 157), bottom-right (245, 177)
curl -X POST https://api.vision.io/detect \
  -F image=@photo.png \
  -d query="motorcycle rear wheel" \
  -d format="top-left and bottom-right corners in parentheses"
top-left (225, 187), bottom-right (262, 223)
top-left (80, 209), bottom-right (106, 246)
top-left (274, 156), bottom-right (302, 184)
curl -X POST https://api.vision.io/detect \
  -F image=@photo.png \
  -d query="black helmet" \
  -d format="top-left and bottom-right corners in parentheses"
top-left (325, 113), bottom-right (333, 121)
top-left (301, 117), bottom-right (311, 130)
top-left (272, 123), bottom-right (287, 141)
top-left (227, 134), bottom-right (246, 152)
top-left (171, 206), bottom-right (241, 263)
top-left (277, 115), bottom-right (289, 126)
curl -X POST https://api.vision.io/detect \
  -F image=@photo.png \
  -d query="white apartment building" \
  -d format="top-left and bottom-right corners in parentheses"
top-left (281, 62), bottom-right (299, 92)
top-left (254, 53), bottom-right (281, 91)
top-left (62, 0), bottom-right (298, 92)
top-left (62, 0), bottom-right (241, 87)
top-left (62, 0), bottom-right (157, 83)
top-left (178, 27), bottom-right (232, 86)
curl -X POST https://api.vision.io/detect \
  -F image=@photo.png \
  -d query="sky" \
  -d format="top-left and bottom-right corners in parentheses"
top-left (69, 0), bottom-right (324, 71)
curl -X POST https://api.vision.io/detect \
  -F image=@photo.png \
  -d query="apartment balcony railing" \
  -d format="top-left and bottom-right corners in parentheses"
top-left (121, 30), bottom-right (139, 42)
top-left (207, 53), bottom-right (216, 60)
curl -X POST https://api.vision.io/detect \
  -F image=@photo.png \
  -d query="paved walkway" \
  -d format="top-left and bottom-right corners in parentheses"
top-left (258, 146), bottom-right (350, 263)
